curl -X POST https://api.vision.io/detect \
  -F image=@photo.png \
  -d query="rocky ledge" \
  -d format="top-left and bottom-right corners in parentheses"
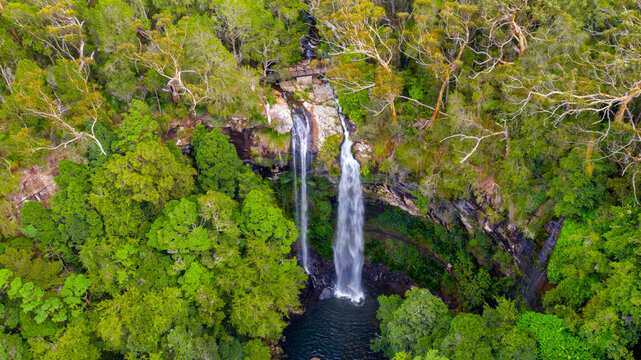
top-left (295, 246), bottom-right (415, 310)
top-left (266, 77), bottom-right (343, 153)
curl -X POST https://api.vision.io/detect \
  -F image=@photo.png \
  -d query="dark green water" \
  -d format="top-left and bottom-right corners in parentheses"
top-left (282, 296), bottom-right (385, 360)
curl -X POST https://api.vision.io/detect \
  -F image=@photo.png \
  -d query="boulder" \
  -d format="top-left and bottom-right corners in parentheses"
top-left (319, 288), bottom-right (333, 300)
top-left (353, 141), bottom-right (372, 163)
top-left (267, 94), bottom-right (294, 134)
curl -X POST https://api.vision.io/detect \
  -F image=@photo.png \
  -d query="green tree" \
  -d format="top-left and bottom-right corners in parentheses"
top-left (2, 58), bottom-right (108, 156)
top-left (373, 288), bottom-right (452, 357)
top-left (19, 201), bottom-right (60, 251)
top-left (111, 100), bottom-right (161, 153)
top-left (546, 205), bottom-right (641, 358)
top-left (119, 14), bottom-right (257, 113)
top-left (192, 125), bottom-right (243, 196)
top-left (198, 190), bottom-right (239, 236)
top-left (209, 189), bottom-right (306, 340)
top-left (93, 141), bottom-right (195, 208)
top-left (90, 0), bottom-right (148, 101)
top-left (243, 338), bottom-right (270, 360)
top-left (239, 190), bottom-right (297, 253)
top-left (547, 148), bottom-right (610, 217)
top-left (439, 313), bottom-right (493, 360)
top-left (96, 287), bottom-right (188, 355)
top-left (147, 198), bottom-right (211, 253)
top-left (0, 333), bottom-right (31, 360)
top-left (237, 168), bottom-right (274, 201)
top-left (517, 312), bottom-right (594, 360)
top-left (80, 236), bottom-right (177, 297)
top-left (40, 317), bottom-right (101, 360)
top-left (50, 160), bottom-right (104, 258)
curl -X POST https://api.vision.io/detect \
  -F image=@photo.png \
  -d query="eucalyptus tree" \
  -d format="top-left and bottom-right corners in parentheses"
top-left (1, 1), bottom-right (109, 155)
top-left (119, 13), bottom-right (258, 114)
top-left (2, 59), bottom-right (108, 155)
top-left (89, 0), bottom-right (150, 102)
top-left (315, 0), bottom-right (403, 118)
top-left (507, 4), bottom-right (641, 196)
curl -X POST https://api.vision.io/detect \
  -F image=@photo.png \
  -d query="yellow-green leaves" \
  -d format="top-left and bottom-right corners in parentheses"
top-left (97, 141), bottom-right (196, 206)
top-left (147, 198), bottom-right (211, 253)
top-left (2, 271), bottom-right (89, 325)
top-left (120, 14), bottom-right (258, 114)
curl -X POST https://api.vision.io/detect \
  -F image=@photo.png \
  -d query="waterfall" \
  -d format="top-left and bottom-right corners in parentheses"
top-left (333, 97), bottom-right (365, 302)
top-left (291, 104), bottom-right (311, 273)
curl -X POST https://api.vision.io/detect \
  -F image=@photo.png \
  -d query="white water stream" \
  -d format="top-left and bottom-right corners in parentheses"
top-left (291, 105), bottom-right (311, 273)
top-left (333, 95), bottom-right (365, 302)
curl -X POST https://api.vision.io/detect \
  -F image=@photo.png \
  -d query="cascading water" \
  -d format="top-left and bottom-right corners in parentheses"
top-left (286, 13), bottom-right (319, 274)
top-left (291, 104), bottom-right (311, 273)
top-left (333, 97), bottom-right (365, 302)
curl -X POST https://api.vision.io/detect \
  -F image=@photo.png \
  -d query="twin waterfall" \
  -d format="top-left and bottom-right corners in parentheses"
top-left (291, 104), bottom-right (311, 273)
top-left (289, 86), bottom-right (364, 302)
top-left (333, 101), bottom-right (365, 302)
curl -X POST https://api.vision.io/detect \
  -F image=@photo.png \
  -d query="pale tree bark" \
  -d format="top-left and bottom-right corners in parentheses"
top-left (3, 1), bottom-right (106, 155)
top-left (317, 0), bottom-right (401, 118)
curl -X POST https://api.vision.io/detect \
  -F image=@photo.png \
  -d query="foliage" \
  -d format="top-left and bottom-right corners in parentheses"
top-left (2, 0), bottom-right (641, 358)
top-left (1, 82), bottom-right (302, 360)
top-left (517, 312), bottom-right (594, 360)
top-left (92, 141), bottom-right (195, 208)
top-left (373, 288), bottom-right (452, 357)
top-left (338, 90), bottom-right (369, 126)
top-left (544, 205), bottom-right (641, 358)
top-left (147, 199), bottom-right (211, 253)
top-left (49, 160), bottom-right (104, 260)
top-left (239, 189), bottom-right (297, 254)
top-left (192, 125), bottom-right (243, 196)
top-left (111, 100), bottom-right (161, 154)
top-left (318, 133), bottom-right (342, 177)
top-left (546, 148), bottom-right (611, 218)
top-left (308, 176), bottom-right (335, 258)
top-left (378, 295), bottom-right (538, 360)
top-left (367, 207), bottom-right (511, 309)
top-left (19, 201), bottom-right (60, 251)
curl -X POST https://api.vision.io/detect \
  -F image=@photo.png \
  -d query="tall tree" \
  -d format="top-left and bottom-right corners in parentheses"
top-left (120, 14), bottom-right (258, 113)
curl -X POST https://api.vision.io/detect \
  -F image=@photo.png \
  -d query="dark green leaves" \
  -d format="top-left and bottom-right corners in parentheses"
top-left (192, 125), bottom-right (243, 196)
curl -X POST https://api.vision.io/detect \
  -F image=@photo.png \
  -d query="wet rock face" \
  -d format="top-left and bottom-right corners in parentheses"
top-left (297, 246), bottom-right (415, 309)
top-left (221, 127), bottom-right (253, 160)
top-left (276, 79), bottom-right (343, 152)
top-left (370, 183), bottom-right (422, 218)
top-left (267, 93), bottom-right (293, 134)
top-left (318, 288), bottom-right (333, 301)
top-left (304, 101), bottom-right (342, 152)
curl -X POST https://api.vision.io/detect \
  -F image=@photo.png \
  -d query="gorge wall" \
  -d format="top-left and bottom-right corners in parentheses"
top-left (217, 76), bottom-right (559, 309)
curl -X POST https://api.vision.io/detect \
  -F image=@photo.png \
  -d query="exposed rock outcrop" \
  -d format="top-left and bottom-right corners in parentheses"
top-left (266, 93), bottom-right (293, 134)
top-left (353, 141), bottom-right (372, 163)
top-left (370, 183), bottom-right (422, 218)
top-left (369, 184), bottom-right (563, 310)
top-left (280, 78), bottom-right (343, 152)
top-left (296, 246), bottom-right (415, 310)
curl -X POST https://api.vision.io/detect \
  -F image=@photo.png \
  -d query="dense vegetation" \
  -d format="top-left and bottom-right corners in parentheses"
top-left (1, 0), bottom-right (641, 359)
top-left (3, 124), bottom-right (307, 359)
top-left (307, 0), bottom-right (641, 359)
top-left (0, 1), bottom-right (310, 357)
